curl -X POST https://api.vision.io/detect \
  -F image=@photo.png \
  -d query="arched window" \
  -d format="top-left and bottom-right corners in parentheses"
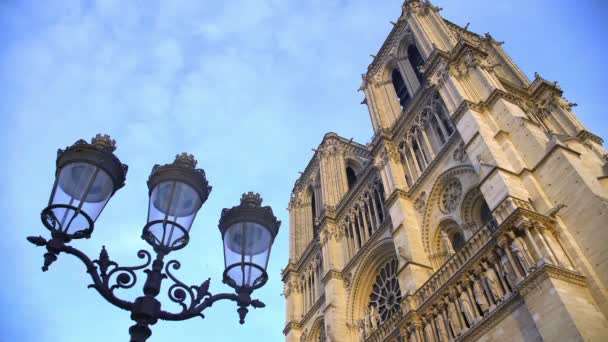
top-left (440, 220), bottom-right (466, 253)
top-left (431, 114), bottom-right (446, 145)
top-left (346, 166), bottom-right (357, 189)
top-left (479, 200), bottom-right (492, 225)
top-left (392, 69), bottom-right (411, 109)
top-left (412, 138), bottom-right (426, 171)
top-left (407, 44), bottom-right (425, 84)
top-left (434, 97), bottom-right (454, 136)
top-left (448, 230), bottom-right (466, 251)
top-left (309, 187), bottom-right (318, 237)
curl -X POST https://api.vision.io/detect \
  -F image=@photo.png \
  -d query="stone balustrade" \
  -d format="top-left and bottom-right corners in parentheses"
top-left (362, 198), bottom-right (579, 342)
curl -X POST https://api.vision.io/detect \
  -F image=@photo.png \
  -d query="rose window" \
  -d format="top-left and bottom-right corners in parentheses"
top-left (439, 177), bottom-right (462, 214)
top-left (369, 259), bottom-right (402, 322)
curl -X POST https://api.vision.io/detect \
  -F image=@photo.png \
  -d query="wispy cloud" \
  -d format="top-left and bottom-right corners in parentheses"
top-left (1, 0), bottom-right (606, 341)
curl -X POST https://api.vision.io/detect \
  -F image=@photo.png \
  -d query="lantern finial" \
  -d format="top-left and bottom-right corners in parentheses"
top-left (174, 153), bottom-right (197, 169)
top-left (91, 134), bottom-right (117, 152)
top-left (240, 192), bottom-right (262, 207)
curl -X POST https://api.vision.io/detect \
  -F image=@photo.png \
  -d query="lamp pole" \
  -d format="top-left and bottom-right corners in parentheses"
top-left (27, 134), bottom-right (280, 342)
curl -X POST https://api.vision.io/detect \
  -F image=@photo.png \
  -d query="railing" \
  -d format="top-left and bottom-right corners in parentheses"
top-left (362, 197), bottom-right (578, 341)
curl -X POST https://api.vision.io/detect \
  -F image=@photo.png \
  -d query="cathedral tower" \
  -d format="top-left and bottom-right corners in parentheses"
top-left (283, 1), bottom-right (608, 341)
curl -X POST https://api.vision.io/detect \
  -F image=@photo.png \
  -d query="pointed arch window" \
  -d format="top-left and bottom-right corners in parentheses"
top-left (407, 44), bottom-right (425, 84)
top-left (412, 138), bottom-right (426, 171)
top-left (431, 114), bottom-right (446, 145)
top-left (346, 166), bottom-right (357, 190)
top-left (308, 186), bottom-right (318, 238)
top-left (392, 69), bottom-right (411, 109)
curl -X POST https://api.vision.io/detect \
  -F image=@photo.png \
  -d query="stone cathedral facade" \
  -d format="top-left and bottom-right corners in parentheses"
top-left (282, 1), bottom-right (608, 341)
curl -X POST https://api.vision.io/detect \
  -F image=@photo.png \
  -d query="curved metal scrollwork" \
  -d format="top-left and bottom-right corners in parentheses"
top-left (165, 259), bottom-right (211, 317)
top-left (91, 247), bottom-right (152, 294)
top-left (27, 235), bottom-right (267, 333)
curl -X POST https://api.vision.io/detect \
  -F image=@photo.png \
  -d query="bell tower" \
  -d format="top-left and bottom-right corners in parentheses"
top-left (284, 1), bottom-right (608, 341)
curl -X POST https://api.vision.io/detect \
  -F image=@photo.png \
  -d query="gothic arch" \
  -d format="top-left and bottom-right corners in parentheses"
top-left (421, 165), bottom-right (479, 254)
top-left (396, 30), bottom-right (417, 60)
top-left (346, 237), bottom-right (397, 325)
top-left (303, 316), bottom-right (325, 342)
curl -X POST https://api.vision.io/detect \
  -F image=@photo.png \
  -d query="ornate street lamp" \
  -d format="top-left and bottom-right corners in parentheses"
top-left (27, 135), bottom-right (281, 342)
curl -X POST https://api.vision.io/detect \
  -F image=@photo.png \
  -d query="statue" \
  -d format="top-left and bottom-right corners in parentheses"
top-left (441, 231), bottom-right (455, 254)
top-left (435, 312), bottom-right (450, 342)
top-left (408, 325), bottom-right (419, 342)
top-left (459, 289), bottom-right (476, 326)
top-left (500, 253), bottom-right (517, 289)
top-left (472, 278), bottom-right (489, 314)
top-left (511, 235), bottom-right (535, 273)
top-left (447, 299), bottom-right (462, 336)
top-left (483, 263), bottom-right (505, 302)
top-left (424, 320), bottom-right (436, 342)
top-left (357, 320), bottom-right (366, 341)
top-left (370, 305), bottom-right (380, 329)
top-left (363, 307), bottom-right (372, 336)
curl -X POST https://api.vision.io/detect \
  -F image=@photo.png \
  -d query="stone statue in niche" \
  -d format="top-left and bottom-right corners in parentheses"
top-left (447, 299), bottom-right (462, 336)
top-left (357, 320), bottom-right (365, 341)
top-left (424, 320), bottom-right (436, 342)
top-left (370, 305), bottom-right (380, 329)
top-left (510, 234), bottom-right (535, 273)
top-left (441, 231), bottom-right (455, 254)
top-left (483, 262), bottom-right (505, 302)
top-left (459, 289), bottom-right (476, 326)
top-left (363, 307), bottom-right (372, 336)
top-left (499, 252), bottom-right (518, 289)
top-left (435, 312), bottom-right (450, 342)
top-left (472, 277), bottom-right (489, 314)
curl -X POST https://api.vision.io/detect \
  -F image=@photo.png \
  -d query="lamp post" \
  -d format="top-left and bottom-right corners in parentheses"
top-left (27, 134), bottom-right (281, 342)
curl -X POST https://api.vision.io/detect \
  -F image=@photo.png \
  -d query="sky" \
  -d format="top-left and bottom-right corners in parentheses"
top-left (0, 0), bottom-right (606, 341)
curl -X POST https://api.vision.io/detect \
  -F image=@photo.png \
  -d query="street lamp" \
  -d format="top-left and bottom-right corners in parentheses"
top-left (27, 134), bottom-right (281, 342)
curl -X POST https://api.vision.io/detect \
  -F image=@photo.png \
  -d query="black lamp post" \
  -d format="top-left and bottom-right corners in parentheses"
top-left (27, 134), bottom-right (281, 342)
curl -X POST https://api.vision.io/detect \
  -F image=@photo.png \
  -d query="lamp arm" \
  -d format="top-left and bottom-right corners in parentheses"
top-left (158, 259), bottom-right (266, 323)
top-left (26, 236), bottom-right (154, 312)
top-left (159, 292), bottom-right (239, 321)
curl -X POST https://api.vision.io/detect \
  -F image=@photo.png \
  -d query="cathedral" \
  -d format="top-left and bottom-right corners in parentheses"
top-left (281, 1), bottom-right (608, 341)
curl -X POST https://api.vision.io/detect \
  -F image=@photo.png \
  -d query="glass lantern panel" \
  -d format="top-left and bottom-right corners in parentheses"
top-left (223, 222), bottom-right (272, 287)
top-left (49, 162), bottom-right (114, 234)
top-left (147, 181), bottom-right (202, 248)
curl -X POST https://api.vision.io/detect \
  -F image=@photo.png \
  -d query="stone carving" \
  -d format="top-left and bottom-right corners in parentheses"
top-left (385, 142), bottom-right (402, 162)
top-left (423, 320), bottom-right (436, 342)
top-left (357, 320), bottom-right (366, 341)
top-left (343, 272), bottom-right (352, 289)
top-left (434, 311), bottom-right (450, 342)
top-left (440, 231), bottom-right (455, 254)
top-left (459, 288), bottom-right (476, 326)
top-left (439, 177), bottom-right (462, 214)
top-left (363, 307), bottom-right (373, 337)
top-left (374, 152), bottom-right (387, 169)
top-left (370, 305), bottom-right (380, 330)
top-left (510, 234), bottom-right (535, 273)
top-left (414, 191), bottom-right (427, 213)
top-left (429, 62), bottom-right (451, 88)
top-left (499, 252), bottom-right (518, 289)
top-left (472, 277), bottom-right (489, 314)
top-left (452, 142), bottom-right (467, 162)
top-left (483, 262), bottom-right (505, 302)
top-left (446, 299), bottom-right (462, 336)
top-left (319, 139), bottom-right (343, 158)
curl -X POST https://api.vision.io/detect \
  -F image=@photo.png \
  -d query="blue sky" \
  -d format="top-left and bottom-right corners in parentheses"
top-left (0, 0), bottom-right (606, 341)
